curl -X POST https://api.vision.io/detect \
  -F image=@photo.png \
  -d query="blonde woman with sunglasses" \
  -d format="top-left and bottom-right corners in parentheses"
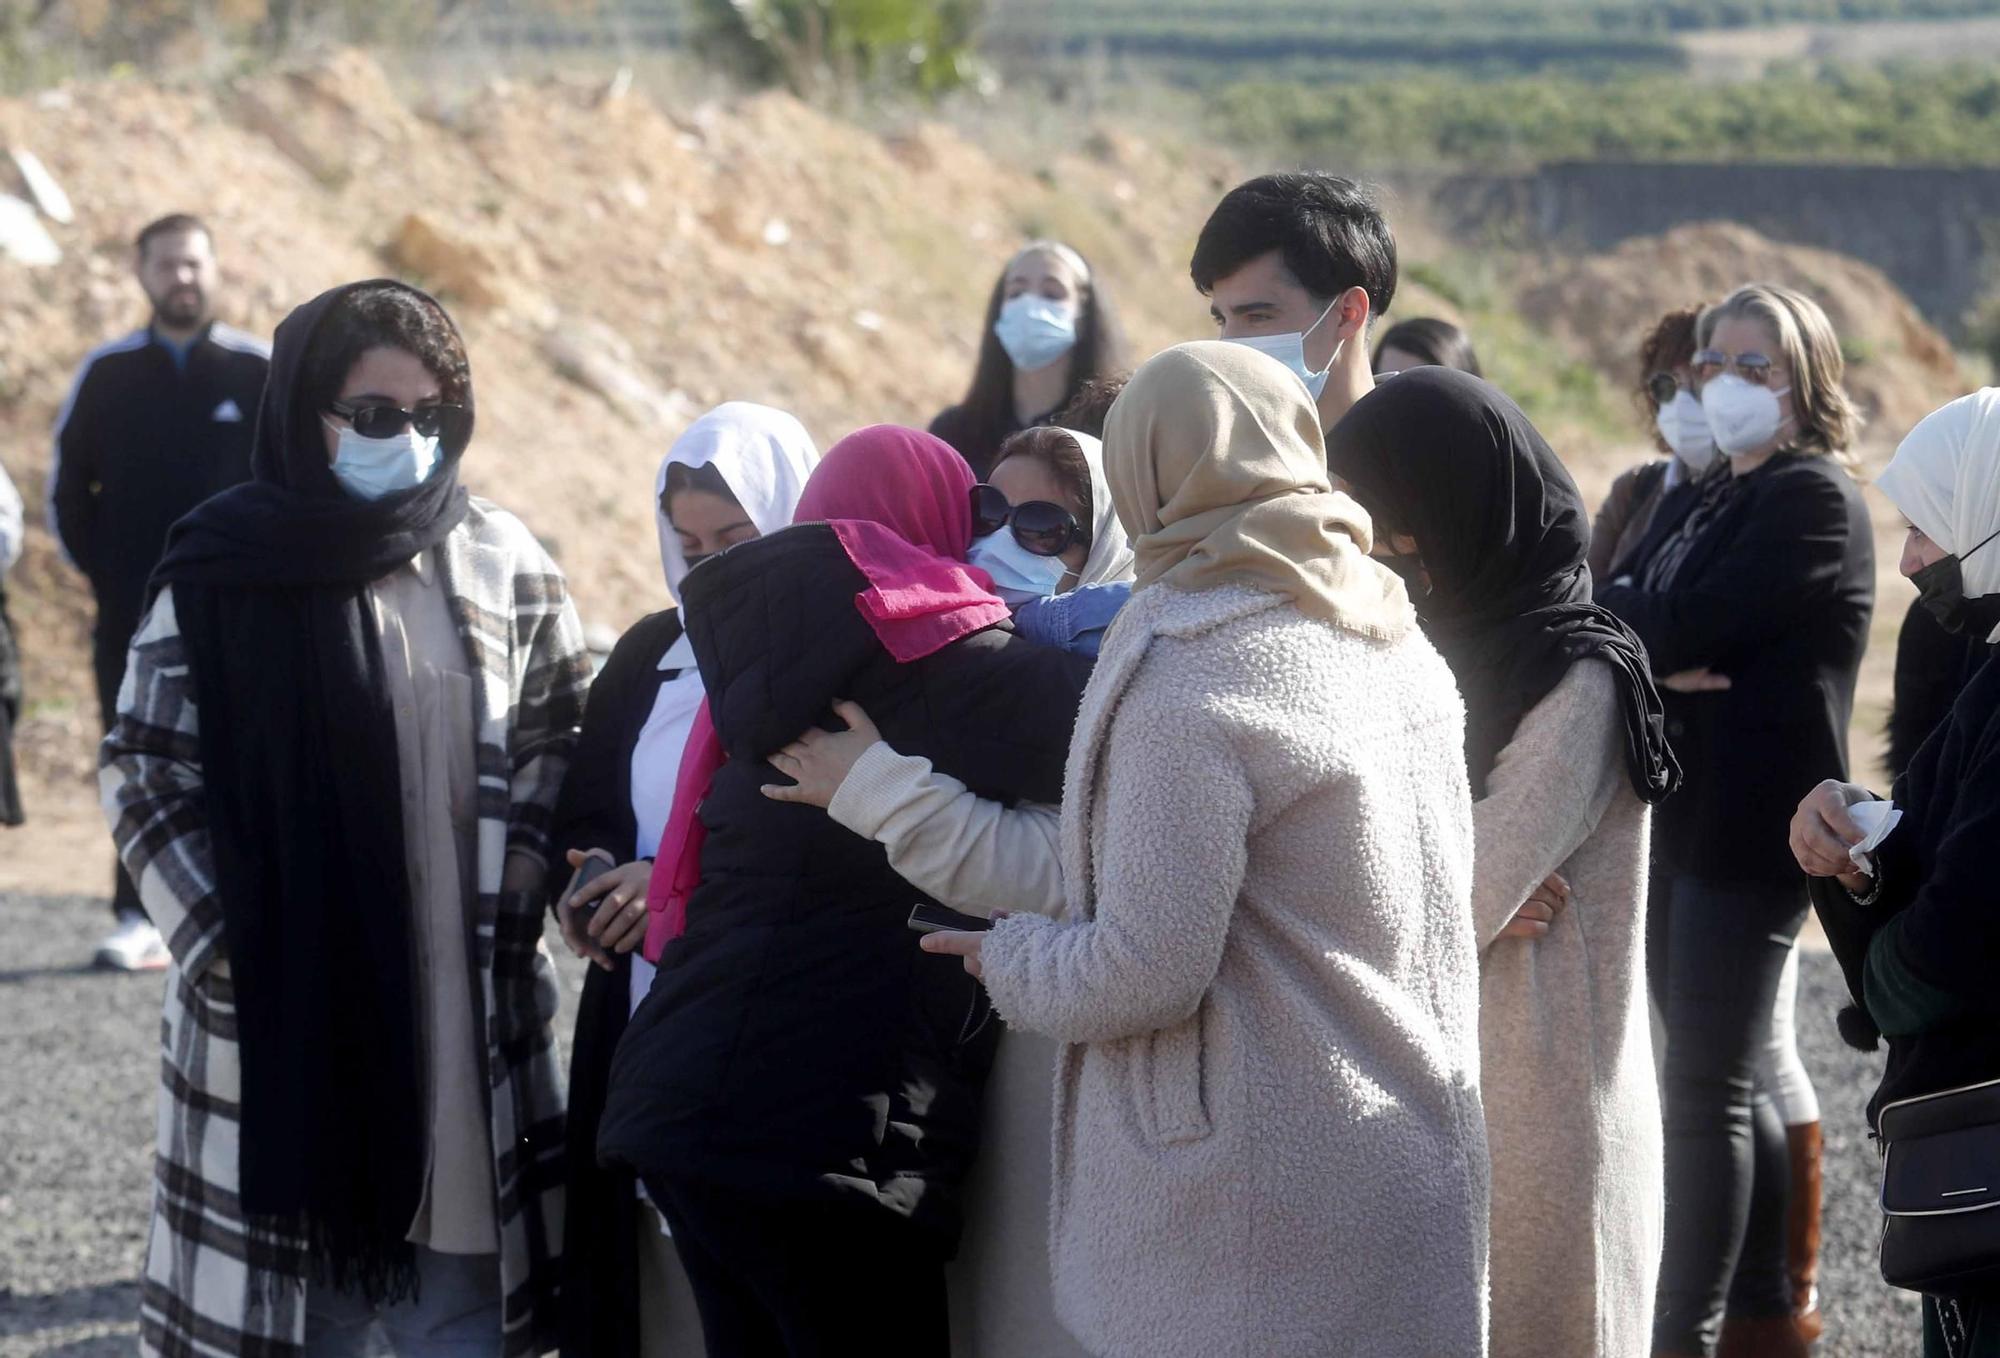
top-left (1598, 284), bottom-right (1873, 1358)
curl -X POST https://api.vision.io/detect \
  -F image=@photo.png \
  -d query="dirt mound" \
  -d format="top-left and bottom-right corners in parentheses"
top-left (0, 53), bottom-right (1962, 847)
top-left (1516, 221), bottom-right (1966, 447)
top-left (0, 51), bottom-right (1239, 804)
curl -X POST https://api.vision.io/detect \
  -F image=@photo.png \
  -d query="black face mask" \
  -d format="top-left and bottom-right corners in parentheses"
top-left (1913, 527), bottom-right (2000, 636)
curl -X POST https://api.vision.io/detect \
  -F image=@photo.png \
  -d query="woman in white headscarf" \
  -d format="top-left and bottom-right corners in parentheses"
top-left (550, 401), bottom-right (817, 1358)
top-left (1792, 388), bottom-right (2000, 1358)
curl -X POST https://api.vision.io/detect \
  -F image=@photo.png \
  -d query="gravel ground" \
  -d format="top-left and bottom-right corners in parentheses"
top-left (0, 889), bottom-right (1924, 1356)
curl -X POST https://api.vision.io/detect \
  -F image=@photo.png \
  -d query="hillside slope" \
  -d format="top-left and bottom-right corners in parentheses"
top-left (0, 50), bottom-right (1971, 887)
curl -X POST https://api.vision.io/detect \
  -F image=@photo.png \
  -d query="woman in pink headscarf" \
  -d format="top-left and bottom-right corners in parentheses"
top-left (596, 426), bottom-right (1091, 1357)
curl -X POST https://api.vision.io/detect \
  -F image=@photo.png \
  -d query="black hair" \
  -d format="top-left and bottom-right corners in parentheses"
top-left (955, 245), bottom-right (1127, 473)
top-left (296, 284), bottom-right (470, 451)
top-left (1190, 173), bottom-right (1398, 322)
top-left (1373, 317), bottom-right (1481, 378)
top-left (1051, 373), bottom-right (1131, 441)
top-left (660, 461), bottom-right (740, 519)
top-left (135, 212), bottom-right (211, 258)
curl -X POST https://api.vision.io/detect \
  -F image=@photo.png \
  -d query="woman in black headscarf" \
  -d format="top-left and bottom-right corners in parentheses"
top-left (1327, 367), bottom-right (1679, 1358)
top-left (100, 280), bottom-right (590, 1358)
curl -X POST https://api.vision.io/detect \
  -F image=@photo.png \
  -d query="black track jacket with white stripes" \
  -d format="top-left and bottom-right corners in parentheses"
top-left (49, 322), bottom-right (270, 633)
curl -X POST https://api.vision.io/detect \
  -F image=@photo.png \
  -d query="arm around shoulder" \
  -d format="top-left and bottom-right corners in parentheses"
top-left (828, 740), bottom-right (1064, 918)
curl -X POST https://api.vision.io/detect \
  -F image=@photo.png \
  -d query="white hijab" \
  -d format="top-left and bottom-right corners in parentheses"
top-left (1057, 428), bottom-right (1136, 588)
top-left (1878, 388), bottom-right (2000, 640)
top-left (634, 403), bottom-right (818, 854)
top-left (657, 401), bottom-right (821, 595)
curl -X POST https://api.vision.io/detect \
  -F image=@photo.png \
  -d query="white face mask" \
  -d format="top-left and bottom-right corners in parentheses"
top-left (1655, 390), bottom-right (1720, 475)
top-left (968, 528), bottom-right (1069, 605)
top-left (1700, 374), bottom-right (1791, 460)
top-left (324, 419), bottom-right (442, 501)
top-left (1226, 296), bottom-right (1341, 400)
top-left (993, 294), bottom-right (1078, 373)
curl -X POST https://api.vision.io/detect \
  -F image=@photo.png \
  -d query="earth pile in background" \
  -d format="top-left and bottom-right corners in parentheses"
top-left (0, 49), bottom-right (1973, 888)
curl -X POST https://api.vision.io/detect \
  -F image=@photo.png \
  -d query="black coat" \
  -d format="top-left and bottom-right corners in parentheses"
top-left (50, 324), bottom-right (269, 639)
top-left (597, 524), bottom-right (1090, 1243)
top-left (0, 574), bottom-right (20, 826)
top-left (547, 608), bottom-right (685, 1358)
top-left (1599, 454), bottom-right (1874, 885)
top-left (1886, 596), bottom-right (1992, 781)
top-left (1814, 652), bottom-right (2000, 1124)
top-left (928, 402), bottom-right (1024, 481)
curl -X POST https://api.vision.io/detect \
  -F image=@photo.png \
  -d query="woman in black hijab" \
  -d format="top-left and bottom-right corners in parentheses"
top-left (100, 280), bottom-right (590, 1358)
top-left (1327, 367), bottom-right (1679, 1358)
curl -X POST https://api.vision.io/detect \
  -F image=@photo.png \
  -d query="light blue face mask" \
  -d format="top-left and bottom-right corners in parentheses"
top-left (993, 294), bottom-right (1079, 373)
top-left (1226, 295), bottom-right (1342, 399)
top-left (325, 419), bottom-right (442, 501)
top-left (969, 528), bottom-right (1069, 605)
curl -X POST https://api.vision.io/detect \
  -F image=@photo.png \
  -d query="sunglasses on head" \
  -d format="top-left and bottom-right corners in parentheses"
top-left (328, 399), bottom-right (470, 442)
top-left (970, 483), bottom-right (1081, 557)
top-left (1691, 350), bottom-right (1777, 387)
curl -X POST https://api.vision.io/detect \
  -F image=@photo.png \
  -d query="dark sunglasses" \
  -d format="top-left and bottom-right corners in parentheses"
top-left (970, 483), bottom-right (1082, 557)
top-left (328, 399), bottom-right (470, 442)
top-left (1646, 371), bottom-right (1685, 406)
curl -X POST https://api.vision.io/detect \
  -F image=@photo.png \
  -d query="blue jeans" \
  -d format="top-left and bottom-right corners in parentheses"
top-left (303, 1249), bottom-right (503, 1358)
top-left (1649, 875), bottom-right (1806, 1354)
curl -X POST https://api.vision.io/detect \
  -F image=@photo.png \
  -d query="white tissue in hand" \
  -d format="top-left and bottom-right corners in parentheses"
top-left (1847, 799), bottom-right (1902, 876)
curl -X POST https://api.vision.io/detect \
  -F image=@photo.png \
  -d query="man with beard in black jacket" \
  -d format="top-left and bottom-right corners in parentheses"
top-left (48, 212), bottom-right (268, 970)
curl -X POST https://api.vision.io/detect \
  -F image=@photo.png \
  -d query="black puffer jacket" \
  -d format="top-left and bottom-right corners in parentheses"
top-left (597, 523), bottom-right (1089, 1244)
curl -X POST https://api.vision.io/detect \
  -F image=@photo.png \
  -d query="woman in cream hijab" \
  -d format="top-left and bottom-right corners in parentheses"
top-left (915, 342), bottom-right (1489, 1355)
top-left (932, 338), bottom-right (1488, 1352)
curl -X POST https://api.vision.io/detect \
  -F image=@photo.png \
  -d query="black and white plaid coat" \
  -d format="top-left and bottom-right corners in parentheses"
top-left (100, 499), bottom-right (590, 1357)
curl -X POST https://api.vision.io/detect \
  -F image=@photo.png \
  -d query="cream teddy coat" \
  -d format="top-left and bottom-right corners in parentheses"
top-left (977, 580), bottom-right (1490, 1358)
top-left (1472, 660), bottom-right (1664, 1358)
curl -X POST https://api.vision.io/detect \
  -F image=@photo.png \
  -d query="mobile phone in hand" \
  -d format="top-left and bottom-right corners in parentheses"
top-left (907, 902), bottom-right (994, 936)
top-left (563, 851), bottom-right (617, 915)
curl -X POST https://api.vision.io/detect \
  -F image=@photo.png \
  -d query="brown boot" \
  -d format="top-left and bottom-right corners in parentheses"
top-left (1786, 1121), bottom-right (1825, 1345)
top-left (1714, 1313), bottom-right (1812, 1358)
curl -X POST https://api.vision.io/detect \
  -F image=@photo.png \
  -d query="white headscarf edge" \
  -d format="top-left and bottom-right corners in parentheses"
top-left (1877, 387), bottom-right (2000, 633)
top-left (655, 401), bottom-right (821, 597)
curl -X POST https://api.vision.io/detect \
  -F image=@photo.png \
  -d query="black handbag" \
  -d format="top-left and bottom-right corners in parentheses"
top-left (1879, 1075), bottom-right (2000, 1296)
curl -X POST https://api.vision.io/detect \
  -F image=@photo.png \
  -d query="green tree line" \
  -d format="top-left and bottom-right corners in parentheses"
top-left (1209, 62), bottom-right (2000, 167)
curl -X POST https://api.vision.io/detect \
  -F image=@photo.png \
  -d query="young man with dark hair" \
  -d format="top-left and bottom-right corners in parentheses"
top-left (1190, 171), bottom-right (1399, 430)
top-left (49, 212), bottom-right (269, 970)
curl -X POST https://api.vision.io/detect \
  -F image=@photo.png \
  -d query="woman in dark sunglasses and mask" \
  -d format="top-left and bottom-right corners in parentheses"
top-left (1598, 284), bottom-right (1873, 1358)
top-left (100, 281), bottom-right (591, 1357)
top-left (969, 425), bottom-right (1133, 657)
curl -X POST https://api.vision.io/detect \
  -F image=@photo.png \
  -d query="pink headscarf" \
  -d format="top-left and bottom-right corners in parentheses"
top-left (795, 424), bottom-right (1011, 660)
top-left (643, 425), bottom-right (1010, 960)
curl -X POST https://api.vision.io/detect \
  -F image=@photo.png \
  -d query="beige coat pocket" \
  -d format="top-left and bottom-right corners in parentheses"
top-left (1133, 1009), bottom-right (1213, 1146)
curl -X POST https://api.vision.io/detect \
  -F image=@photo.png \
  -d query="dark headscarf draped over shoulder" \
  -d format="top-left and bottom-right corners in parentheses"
top-left (150, 280), bottom-right (474, 1301)
top-left (1325, 368), bottom-right (1680, 803)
